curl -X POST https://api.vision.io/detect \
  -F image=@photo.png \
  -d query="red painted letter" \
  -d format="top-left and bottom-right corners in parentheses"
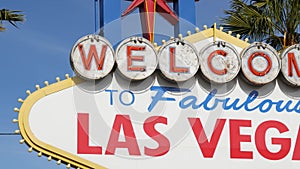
top-left (169, 47), bottom-right (189, 73)
top-left (105, 115), bottom-right (141, 155)
top-left (230, 119), bottom-right (253, 159)
top-left (292, 126), bottom-right (300, 160)
top-left (127, 46), bottom-right (146, 72)
top-left (78, 44), bottom-right (107, 70)
top-left (189, 118), bottom-right (226, 158)
top-left (208, 50), bottom-right (228, 75)
top-left (144, 116), bottom-right (170, 157)
top-left (77, 113), bottom-right (102, 154)
top-left (288, 53), bottom-right (300, 77)
top-left (255, 120), bottom-right (291, 160)
top-left (248, 52), bottom-right (272, 76)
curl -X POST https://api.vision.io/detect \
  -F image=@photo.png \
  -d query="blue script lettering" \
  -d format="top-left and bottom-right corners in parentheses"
top-left (148, 86), bottom-right (190, 112)
top-left (178, 89), bottom-right (300, 114)
top-left (179, 89), bottom-right (217, 110)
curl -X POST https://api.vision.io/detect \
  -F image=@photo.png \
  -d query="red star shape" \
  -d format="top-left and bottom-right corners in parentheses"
top-left (122, 0), bottom-right (179, 42)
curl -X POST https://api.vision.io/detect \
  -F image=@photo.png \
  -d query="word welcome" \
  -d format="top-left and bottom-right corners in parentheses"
top-left (70, 35), bottom-right (300, 85)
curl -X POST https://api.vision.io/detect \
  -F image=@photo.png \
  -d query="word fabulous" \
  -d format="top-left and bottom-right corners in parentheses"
top-left (70, 35), bottom-right (300, 85)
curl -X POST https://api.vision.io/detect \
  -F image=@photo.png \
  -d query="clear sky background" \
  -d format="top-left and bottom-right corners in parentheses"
top-left (0, 0), bottom-right (229, 168)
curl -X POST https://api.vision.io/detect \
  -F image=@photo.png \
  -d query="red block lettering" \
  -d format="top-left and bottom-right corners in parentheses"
top-left (169, 47), bottom-right (189, 73)
top-left (77, 113), bottom-right (102, 154)
top-left (255, 120), bottom-right (291, 160)
top-left (127, 46), bottom-right (146, 71)
top-left (208, 50), bottom-right (228, 75)
top-left (248, 52), bottom-right (272, 76)
top-left (292, 126), bottom-right (300, 160)
top-left (230, 119), bottom-right (253, 159)
top-left (144, 116), bottom-right (170, 157)
top-left (105, 115), bottom-right (141, 155)
top-left (78, 44), bottom-right (107, 70)
top-left (288, 52), bottom-right (300, 77)
top-left (188, 118), bottom-right (226, 158)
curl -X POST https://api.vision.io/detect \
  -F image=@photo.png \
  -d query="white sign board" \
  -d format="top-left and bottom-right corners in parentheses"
top-left (18, 29), bottom-right (300, 169)
top-left (22, 74), bottom-right (300, 169)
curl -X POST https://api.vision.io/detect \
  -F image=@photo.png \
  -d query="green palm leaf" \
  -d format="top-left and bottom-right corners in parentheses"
top-left (0, 9), bottom-right (24, 30)
top-left (221, 0), bottom-right (300, 50)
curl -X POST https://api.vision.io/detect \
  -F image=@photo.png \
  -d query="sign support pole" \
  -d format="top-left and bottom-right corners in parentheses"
top-left (99, 0), bottom-right (122, 45)
top-left (173, 0), bottom-right (198, 36)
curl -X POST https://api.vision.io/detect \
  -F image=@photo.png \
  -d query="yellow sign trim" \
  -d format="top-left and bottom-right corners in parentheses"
top-left (184, 28), bottom-right (250, 49)
top-left (18, 76), bottom-right (107, 169)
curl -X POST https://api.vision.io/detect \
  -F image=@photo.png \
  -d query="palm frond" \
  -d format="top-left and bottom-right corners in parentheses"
top-left (0, 23), bottom-right (5, 31)
top-left (221, 0), bottom-right (300, 50)
top-left (265, 35), bottom-right (284, 50)
top-left (221, 0), bottom-right (274, 41)
top-left (0, 9), bottom-right (24, 29)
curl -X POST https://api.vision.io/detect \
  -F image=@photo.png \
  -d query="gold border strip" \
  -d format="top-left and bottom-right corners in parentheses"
top-left (184, 28), bottom-right (250, 49)
top-left (18, 76), bottom-right (106, 169)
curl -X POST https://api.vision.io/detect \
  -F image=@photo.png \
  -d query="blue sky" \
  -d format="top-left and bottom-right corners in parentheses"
top-left (0, 0), bottom-right (229, 168)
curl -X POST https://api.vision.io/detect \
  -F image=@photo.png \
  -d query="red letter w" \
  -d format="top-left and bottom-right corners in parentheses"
top-left (78, 44), bottom-right (107, 70)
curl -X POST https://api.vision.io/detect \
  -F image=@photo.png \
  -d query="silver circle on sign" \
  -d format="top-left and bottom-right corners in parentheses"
top-left (115, 37), bottom-right (158, 80)
top-left (281, 44), bottom-right (300, 86)
top-left (199, 41), bottom-right (240, 83)
top-left (241, 42), bottom-right (280, 85)
top-left (70, 34), bottom-right (115, 80)
top-left (158, 38), bottom-right (200, 82)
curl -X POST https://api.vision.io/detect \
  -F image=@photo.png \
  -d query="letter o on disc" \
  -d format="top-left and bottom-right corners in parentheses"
top-left (70, 35), bottom-right (115, 80)
top-left (115, 37), bottom-right (158, 80)
top-left (281, 44), bottom-right (300, 86)
top-left (158, 39), bottom-right (200, 82)
top-left (199, 41), bottom-right (240, 83)
top-left (241, 43), bottom-right (280, 85)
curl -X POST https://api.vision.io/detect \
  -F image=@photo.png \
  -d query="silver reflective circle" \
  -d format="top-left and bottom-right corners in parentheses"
top-left (158, 38), bottom-right (200, 82)
top-left (199, 41), bottom-right (240, 83)
top-left (281, 44), bottom-right (300, 86)
top-left (115, 37), bottom-right (158, 80)
top-left (70, 35), bottom-right (115, 80)
top-left (241, 42), bottom-right (280, 85)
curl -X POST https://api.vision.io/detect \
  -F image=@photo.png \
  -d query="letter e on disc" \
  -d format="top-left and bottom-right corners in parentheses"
top-left (116, 37), bottom-right (158, 80)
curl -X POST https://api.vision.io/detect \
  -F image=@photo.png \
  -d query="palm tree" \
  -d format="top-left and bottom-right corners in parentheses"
top-left (0, 9), bottom-right (24, 31)
top-left (221, 0), bottom-right (300, 50)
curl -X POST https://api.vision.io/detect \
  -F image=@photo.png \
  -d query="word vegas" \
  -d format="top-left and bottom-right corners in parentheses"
top-left (71, 35), bottom-right (300, 85)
